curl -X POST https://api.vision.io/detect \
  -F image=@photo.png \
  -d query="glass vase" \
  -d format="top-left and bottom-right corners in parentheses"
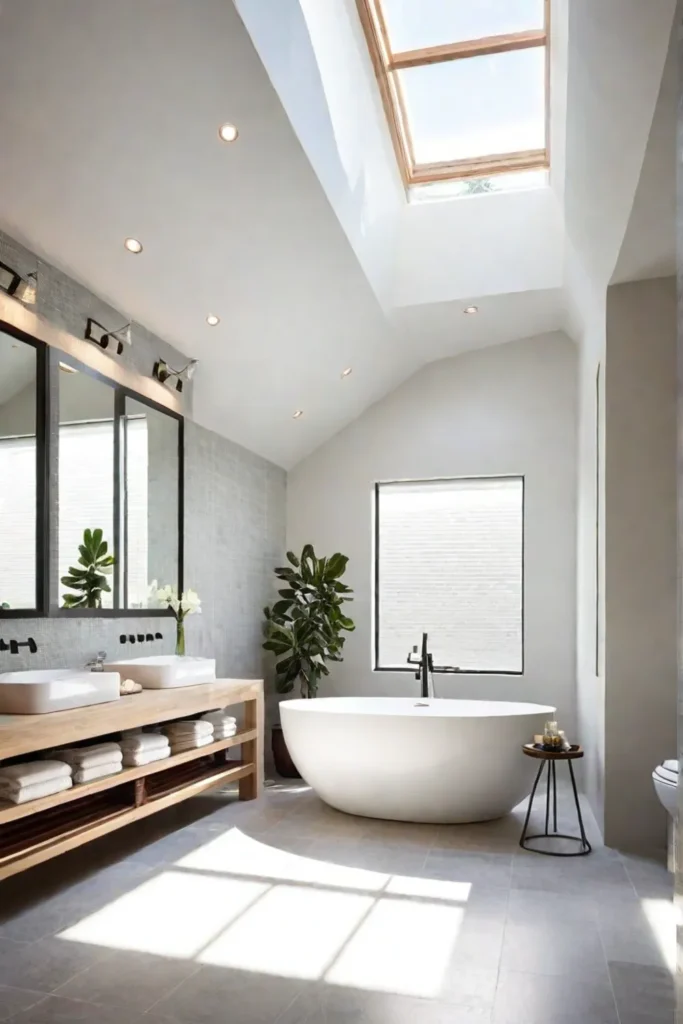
top-left (175, 619), bottom-right (185, 656)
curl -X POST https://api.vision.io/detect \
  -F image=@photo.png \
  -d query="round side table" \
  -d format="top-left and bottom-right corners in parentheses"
top-left (519, 744), bottom-right (591, 856)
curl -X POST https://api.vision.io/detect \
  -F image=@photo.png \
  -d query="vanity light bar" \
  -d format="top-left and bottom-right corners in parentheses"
top-left (84, 318), bottom-right (132, 356)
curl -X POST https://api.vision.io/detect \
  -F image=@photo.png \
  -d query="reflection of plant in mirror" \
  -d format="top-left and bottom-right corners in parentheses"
top-left (61, 528), bottom-right (116, 609)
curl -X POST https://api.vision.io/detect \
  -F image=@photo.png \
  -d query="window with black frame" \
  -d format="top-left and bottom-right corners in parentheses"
top-left (374, 476), bottom-right (524, 674)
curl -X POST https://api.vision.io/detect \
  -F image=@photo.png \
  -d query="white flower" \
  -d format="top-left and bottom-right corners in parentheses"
top-left (180, 589), bottom-right (201, 616)
top-left (155, 584), bottom-right (180, 614)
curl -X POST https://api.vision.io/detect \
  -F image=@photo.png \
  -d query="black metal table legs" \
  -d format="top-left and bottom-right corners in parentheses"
top-left (519, 757), bottom-right (592, 856)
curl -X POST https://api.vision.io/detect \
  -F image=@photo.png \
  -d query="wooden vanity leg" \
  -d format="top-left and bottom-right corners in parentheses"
top-left (239, 690), bottom-right (264, 801)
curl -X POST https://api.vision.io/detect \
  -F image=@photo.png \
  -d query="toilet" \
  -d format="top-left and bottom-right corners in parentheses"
top-left (653, 759), bottom-right (678, 817)
top-left (653, 759), bottom-right (678, 871)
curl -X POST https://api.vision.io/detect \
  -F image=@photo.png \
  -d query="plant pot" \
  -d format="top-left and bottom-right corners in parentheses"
top-left (271, 723), bottom-right (301, 779)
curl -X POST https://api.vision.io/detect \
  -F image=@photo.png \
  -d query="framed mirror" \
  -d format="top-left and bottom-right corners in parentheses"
top-left (0, 326), bottom-right (48, 616)
top-left (58, 362), bottom-right (116, 610)
top-left (122, 395), bottom-right (182, 609)
top-left (56, 353), bottom-right (182, 614)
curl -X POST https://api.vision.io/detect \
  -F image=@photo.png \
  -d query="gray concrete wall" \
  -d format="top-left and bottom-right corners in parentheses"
top-left (604, 276), bottom-right (677, 854)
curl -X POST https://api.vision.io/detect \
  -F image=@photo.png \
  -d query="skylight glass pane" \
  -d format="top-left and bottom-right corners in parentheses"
top-left (398, 47), bottom-right (546, 165)
top-left (381, 0), bottom-right (545, 54)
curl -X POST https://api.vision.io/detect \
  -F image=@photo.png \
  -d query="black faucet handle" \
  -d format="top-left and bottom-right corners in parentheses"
top-left (27, 637), bottom-right (37, 654)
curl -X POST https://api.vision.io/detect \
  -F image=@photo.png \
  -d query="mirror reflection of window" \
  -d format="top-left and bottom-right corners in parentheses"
top-left (0, 331), bottom-right (37, 609)
top-left (58, 365), bottom-right (115, 609)
top-left (124, 398), bottom-right (179, 609)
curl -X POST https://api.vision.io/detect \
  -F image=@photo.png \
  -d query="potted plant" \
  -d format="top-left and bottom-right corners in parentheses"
top-left (263, 545), bottom-right (354, 777)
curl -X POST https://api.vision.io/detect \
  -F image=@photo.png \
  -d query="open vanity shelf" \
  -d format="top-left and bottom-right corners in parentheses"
top-left (0, 678), bottom-right (264, 881)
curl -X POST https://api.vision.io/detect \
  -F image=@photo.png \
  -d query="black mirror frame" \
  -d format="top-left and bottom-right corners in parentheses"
top-left (0, 322), bottom-right (50, 618)
top-left (52, 349), bottom-right (184, 617)
top-left (0, 320), bottom-right (184, 619)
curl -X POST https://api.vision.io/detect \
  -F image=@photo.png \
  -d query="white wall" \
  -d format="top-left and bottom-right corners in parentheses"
top-left (603, 276), bottom-right (677, 853)
top-left (288, 333), bottom-right (578, 728)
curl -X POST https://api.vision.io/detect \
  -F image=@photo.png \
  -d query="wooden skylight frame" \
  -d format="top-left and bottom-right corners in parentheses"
top-left (356, 0), bottom-right (551, 187)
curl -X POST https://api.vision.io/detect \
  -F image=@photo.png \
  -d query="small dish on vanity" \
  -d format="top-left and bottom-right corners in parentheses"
top-left (0, 670), bottom-right (121, 715)
top-left (102, 655), bottom-right (216, 689)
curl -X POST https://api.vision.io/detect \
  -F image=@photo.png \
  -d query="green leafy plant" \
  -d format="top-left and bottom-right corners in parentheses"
top-left (263, 545), bottom-right (354, 699)
top-left (61, 528), bottom-right (115, 609)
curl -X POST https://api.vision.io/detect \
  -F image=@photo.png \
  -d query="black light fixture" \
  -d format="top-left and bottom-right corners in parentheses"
top-left (85, 317), bottom-right (132, 356)
top-left (0, 262), bottom-right (37, 304)
top-left (153, 358), bottom-right (198, 393)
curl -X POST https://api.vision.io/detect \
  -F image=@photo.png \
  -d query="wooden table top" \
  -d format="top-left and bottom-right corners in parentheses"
top-left (0, 678), bottom-right (262, 760)
top-left (523, 743), bottom-right (584, 760)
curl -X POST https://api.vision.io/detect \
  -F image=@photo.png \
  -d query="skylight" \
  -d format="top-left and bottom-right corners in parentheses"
top-left (357, 0), bottom-right (550, 187)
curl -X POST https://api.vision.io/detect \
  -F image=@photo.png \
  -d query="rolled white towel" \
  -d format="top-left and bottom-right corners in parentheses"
top-left (0, 776), bottom-right (72, 805)
top-left (120, 733), bottom-right (169, 754)
top-left (0, 760), bottom-right (72, 788)
top-left (169, 735), bottom-right (214, 753)
top-left (123, 745), bottom-right (171, 768)
top-left (73, 761), bottom-right (123, 785)
top-left (56, 743), bottom-right (123, 770)
top-left (164, 720), bottom-right (213, 737)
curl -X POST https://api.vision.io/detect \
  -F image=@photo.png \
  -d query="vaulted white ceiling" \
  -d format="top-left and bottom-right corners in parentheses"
top-left (0, 0), bottom-right (676, 467)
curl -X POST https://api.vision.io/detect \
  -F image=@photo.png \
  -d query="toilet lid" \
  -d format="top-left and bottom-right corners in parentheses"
top-left (663, 759), bottom-right (679, 774)
top-left (654, 765), bottom-right (677, 787)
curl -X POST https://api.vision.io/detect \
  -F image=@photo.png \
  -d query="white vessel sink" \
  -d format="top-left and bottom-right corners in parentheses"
top-left (0, 670), bottom-right (121, 715)
top-left (103, 655), bottom-right (216, 689)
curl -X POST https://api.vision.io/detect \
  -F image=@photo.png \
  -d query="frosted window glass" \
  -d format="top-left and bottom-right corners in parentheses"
top-left (376, 477), bottom-right (523, 672)
top-left (382, 0), bottom-right (545, 53)
top-left (397, 47), bottom-right (546, 164)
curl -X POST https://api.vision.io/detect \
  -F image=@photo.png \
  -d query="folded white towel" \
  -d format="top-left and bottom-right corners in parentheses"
top-left (73, 762), bottom-right (123, 785)
top-left (0, 760), bottom-right (72, 788)
top-left (164, 720), bottom-right (213, 736)
top-left (57, 743), bottom-right (123, 770)
top-left (120, 734), bottom-right (169, 754)
top-left (201, 711), bottom-right (237, 725)
top-left (212, 727), bottom-right (237, 739)
top-left (169, 735), bottom-right (214, 753)
top-left (0, 776), bottom-right (72, 805)
top-left (122, 745), bottom-right (171, 768)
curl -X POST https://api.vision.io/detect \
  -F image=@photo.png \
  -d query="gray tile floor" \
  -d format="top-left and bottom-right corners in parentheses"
top-left (0, 781), bottom-right (674, 1023)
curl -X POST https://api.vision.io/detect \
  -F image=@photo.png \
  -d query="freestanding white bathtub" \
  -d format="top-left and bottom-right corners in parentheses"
top-left (280, 697), bottom-right (555, 824)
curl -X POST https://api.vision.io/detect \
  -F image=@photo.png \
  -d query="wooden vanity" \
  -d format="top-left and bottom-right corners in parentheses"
top-left (0, 679), bottom-right (264, 881)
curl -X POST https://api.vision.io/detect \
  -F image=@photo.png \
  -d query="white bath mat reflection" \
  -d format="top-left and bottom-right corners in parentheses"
top-left (58, 870), bottom-right (267, 959)
top-left (199, 883), bottom-right (374, 979)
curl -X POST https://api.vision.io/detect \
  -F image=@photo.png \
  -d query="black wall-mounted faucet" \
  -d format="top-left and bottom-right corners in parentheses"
top-left (6, 637), bottom-right (38, 655)
top-left (119, 632), bottom-right (163, 645)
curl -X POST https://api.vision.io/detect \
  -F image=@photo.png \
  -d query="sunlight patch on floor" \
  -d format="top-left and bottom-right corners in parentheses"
top-left (178, 828), bottom-right (389, 892)
top-left (642, 897), bottom-right (676, 973)
top-left (58, 870), bottom-right (267, 958)
top-left (324, 898), bottom-right (464, 998)
top-left (56, 829), bottom-right (471, 998)
top-left (385, 875), bottom-right (472, 902)
top-left (199, 883), bottom-right (374, 978)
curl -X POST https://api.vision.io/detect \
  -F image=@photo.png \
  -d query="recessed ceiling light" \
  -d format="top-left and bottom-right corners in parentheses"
top-left (206, 315), bottom-right (220, 326)
top-left (292, 409), bottom-right (303, 419)
top-left (124, 237), bottom-right (143, 254)
top-left (341, 366), bottom-right (353, 378)
top-left (463, 305), bottom-right (479, 315)
top-left (218, 122), bottom-right (239, 143)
